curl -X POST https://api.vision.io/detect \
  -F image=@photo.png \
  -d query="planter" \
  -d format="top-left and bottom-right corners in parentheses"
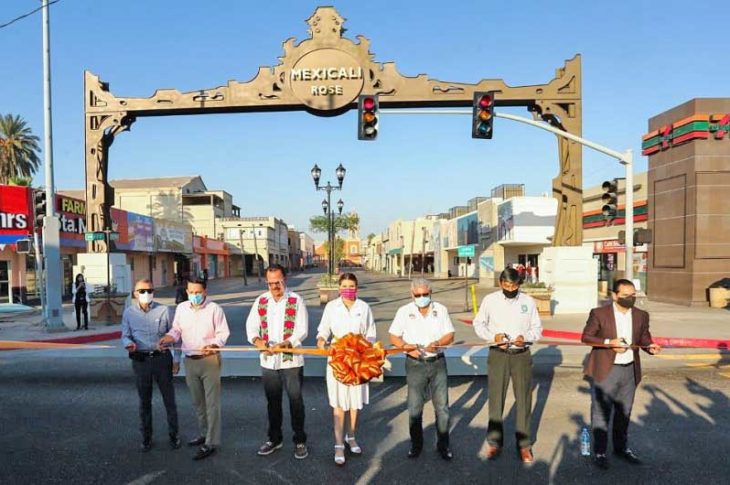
top-left (709, 287), bottom-right (730, 309)
top-left (521, 288), bottom-right (553, 316)
top-left (319, 287), bottom-right (339, 305)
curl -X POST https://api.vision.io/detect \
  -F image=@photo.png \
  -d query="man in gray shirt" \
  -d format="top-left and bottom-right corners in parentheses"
top-left (122, 278), bottom-right (180, 452)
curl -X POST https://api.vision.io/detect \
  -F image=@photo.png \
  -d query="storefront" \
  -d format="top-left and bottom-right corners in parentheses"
top-left (154, 218), bottom-right (193, 285)
top-left (0, 186), bottom-right (32, 303)
top-left (593, 240), bottom-right (648, 292)
top-left (193, 236), bottom-right (231, 279)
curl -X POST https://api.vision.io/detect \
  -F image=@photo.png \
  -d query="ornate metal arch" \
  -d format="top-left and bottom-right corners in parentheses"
top-left (85, 6), bottom-right (582, 252)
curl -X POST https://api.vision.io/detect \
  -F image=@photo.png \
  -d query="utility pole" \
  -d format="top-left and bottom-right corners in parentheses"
top-left (420, 226), bottom-right (427, 277)
top-left (238, 229), bottom-right (248, 286)
top-left (408, 220), bottom-right (416, 279)
top-left (41, 0), bottom-right (63, 330)
top-left (252, 226), bottom-right (261, 283)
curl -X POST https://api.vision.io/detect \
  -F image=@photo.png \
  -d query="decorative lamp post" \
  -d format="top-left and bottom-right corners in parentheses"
top-left (312, 164), bottom-right (345, 279)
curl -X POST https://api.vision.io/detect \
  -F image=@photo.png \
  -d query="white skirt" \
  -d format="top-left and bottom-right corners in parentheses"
top-left (326, 359), bottom-right (369, 411)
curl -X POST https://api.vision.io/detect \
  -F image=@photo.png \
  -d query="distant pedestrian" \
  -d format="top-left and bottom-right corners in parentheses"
top-left (582, 279), bottom-right (661, 470)
top-left (174, 277), bottom-right (188, 305)
top-left (122, 278), bottom-right (180, 452)
top-left (202, 268), bottom-right (209, 284)
top-left (246, 264), bottom-right (310, 460)
top-left (72, 273), bottom-right (90, 330)
top-left (159, 277), bottom-right (230, 461)
top-left (316, 272), bottom-right (376, 466)
top-left (389, 277), bottom-right (455, 461)
top-left (473, 267), bottom-right (542, 464)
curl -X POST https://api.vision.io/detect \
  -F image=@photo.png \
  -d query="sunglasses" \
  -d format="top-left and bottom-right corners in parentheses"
top-left (413, 292), bottom-right (430, 298)
top-left (137, 289), bottom-right (154, 294)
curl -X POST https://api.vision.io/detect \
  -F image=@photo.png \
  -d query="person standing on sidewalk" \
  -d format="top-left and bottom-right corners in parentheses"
top-left (582, 278), bottom-right (661, 470)
top-left (389, 277), bottom-right (455, 461)
top-left (246, 264), bottom-right (310, 460)
top-left (316, 272), bottom-right (376, 466)
top-left (72, 274), bottom-right (90, 330)
top-left (472, 267), bottom-right (542, 464)
top-left (122, 278), bottom-right (180, 452)
top-left (159, 277), bottom-right (230, 461)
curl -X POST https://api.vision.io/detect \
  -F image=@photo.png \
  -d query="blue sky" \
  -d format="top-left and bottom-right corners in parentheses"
top-left (1, 0), bottom-right (728, 237)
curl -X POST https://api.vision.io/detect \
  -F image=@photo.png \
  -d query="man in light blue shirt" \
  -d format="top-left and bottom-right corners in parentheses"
top-left (122, 278), bottom-right (180, 452)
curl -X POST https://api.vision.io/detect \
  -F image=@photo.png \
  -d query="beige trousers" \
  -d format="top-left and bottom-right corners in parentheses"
top-left (184, 354), bottom-right (222, 446)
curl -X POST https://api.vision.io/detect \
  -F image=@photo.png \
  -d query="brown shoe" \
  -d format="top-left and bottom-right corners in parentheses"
top-left (485, 444), bottom-right (501, 460)
top-left (520, 447), bottom-right (534, 464)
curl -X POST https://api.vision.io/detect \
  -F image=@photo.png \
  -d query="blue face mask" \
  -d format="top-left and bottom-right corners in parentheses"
top-left (414, 296), bottom-right (431, 308)
top-left (189, 294), bottom-right (205, 306)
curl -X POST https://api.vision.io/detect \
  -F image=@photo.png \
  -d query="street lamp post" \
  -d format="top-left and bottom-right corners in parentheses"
top-left (311, 164), bottom-right (346, 280)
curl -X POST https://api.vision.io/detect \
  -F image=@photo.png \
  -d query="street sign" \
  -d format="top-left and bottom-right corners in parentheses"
top-left (84, 232), bottom-right (105, 241)
top-left (457, 245), bottom-right (475, 258)
top-left (108, 231), bottom-right (120, 241)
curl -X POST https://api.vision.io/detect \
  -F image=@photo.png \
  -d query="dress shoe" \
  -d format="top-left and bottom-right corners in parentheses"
top-left (594, 454), bottom-right (609, 470)
top-left (615, 448), bottom-right (641, 465)
top-left (519, 447), bottom-right (534, 464)
top-left (169, 435), bottom-right (182, 449)
top-left (407, 447), bottom-right (422, 459)
top-left (485, 444), bottom-right (501, 460)
top-left (438, 447), bottom-right (454, 461)
top-left (187, 436), bottom-right (205, 447)
top-left (140, 441), bottom-right (152, 452)
top-left (193, 445), bottom-right (216, 461)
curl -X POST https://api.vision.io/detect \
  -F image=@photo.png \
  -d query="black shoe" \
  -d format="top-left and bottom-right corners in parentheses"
top-left (594, 454), bottom-right (609, 470)
top-left (407, 447), bottom-right (422, 459)
top-left (169, 435), bottom-right (182, 449)
top-left (615, 448), bottom-right (641, 465)
top-left (193, 445), bottom-right (216, 461)
top-left (187, 436), bottom-right (205, 447)
top-left (140, 441), bottom-right (152, 452)
top-left (438, 447), bottom-right (453, 461)
top-left (257, 440), bottom-right (283, 456)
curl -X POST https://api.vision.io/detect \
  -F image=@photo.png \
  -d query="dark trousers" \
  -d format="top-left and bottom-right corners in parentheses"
top-left (75, 301), bottom-right (88, 329)
top-left (487, 349), bottom-right (533, 449)
top-left (132, 352), bottom-right (178, 442)
top-left (405, 356), bottom-right (450, 451)
top-left (262, 367), bottom-right (306, 445)
top-left (591, 364), bottom-right (636, 455)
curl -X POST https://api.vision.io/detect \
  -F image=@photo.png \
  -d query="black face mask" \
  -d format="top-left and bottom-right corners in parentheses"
top-left (617, 296), bottom-right (636, 309)
top-left (502, 288), bottom-right (519, 299)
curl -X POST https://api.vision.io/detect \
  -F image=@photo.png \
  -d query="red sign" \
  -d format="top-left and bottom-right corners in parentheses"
top-left (0, 186), bottom-right (32, 244)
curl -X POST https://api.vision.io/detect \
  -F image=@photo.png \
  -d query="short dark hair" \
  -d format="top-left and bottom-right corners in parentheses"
top-left (613, 278), bottom-right (635, 293)
top-left (499, 267), bottom-right (521, 284)
top-left (266, 264), bottom-right (287, 278)
top-left (187, 277), bottom-right (207, 289)
top-left (338, 272), bottom-right (358, 286)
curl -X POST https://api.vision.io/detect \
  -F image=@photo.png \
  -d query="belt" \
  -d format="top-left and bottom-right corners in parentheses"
top-left (135, 350), bottom-right (168, 358)
top-left (186, 354), bottom-right (213, 360)
top-left (407, 353), bottom-right (445, 363)
top-left (491, 347), bottom-right (529, 355)
top-left (613, 362), bottom-right (634, 367)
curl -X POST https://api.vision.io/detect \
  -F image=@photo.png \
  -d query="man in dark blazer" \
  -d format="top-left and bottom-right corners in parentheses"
top-left (582, 279), bottom-right (661, 469)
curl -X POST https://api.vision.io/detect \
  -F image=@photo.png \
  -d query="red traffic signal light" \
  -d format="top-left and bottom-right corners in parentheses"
top-left (601, 180), bottom-right (618, 220)
top-left (358, 95), bottom-right (379, 141)
top-left (33, 190), bottom-right (47, 227)
top-left (472, 91), bottom-right (495, 139)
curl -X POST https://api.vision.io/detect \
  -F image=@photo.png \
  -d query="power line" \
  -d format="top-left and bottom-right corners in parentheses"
top-left (0, 0), bottom-right (61, 30)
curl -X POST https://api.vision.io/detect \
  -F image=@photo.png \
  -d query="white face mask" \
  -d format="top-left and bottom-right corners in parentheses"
top-left (138, 292), bottom-right (154, 305)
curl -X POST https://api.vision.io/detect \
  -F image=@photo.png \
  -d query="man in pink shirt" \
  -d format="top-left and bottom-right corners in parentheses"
top-left (160, 277), bottom-right (229, 460)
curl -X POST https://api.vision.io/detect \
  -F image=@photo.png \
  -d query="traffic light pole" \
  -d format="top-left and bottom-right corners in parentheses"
top-left (382, 109), bottom-right (635, 282)
top-left (41, 0), bottom-right (64, 329)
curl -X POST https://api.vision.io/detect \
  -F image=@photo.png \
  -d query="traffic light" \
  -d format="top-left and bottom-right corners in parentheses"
top-left (33, 190), bottom-right (46, 227)
top-left (358, 95), bottom-right (378, 141)
top-left (601, 179), bottom-right (618, 221)
top-left (472, 91), bottom-right (495, 139)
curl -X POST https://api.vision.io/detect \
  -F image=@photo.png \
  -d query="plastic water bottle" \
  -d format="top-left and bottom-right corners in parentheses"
top-left (580, 427), bottom-right (591, 456)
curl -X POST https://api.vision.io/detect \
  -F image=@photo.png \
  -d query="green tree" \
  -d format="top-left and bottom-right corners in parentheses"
top-left (367, 233), bottom-right (376, 244)
top-left (7, 176), bottom-right (32, 186)
top-left (0, 114), bottom-right (41, 185)
top-left (308, 211), bottom-right (360, 235)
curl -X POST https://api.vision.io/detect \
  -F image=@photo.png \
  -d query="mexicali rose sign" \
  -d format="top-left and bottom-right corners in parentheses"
top-left (289, 48), bottom-right (365, 110)
top-left (642, 113), bottom-right (730, 155)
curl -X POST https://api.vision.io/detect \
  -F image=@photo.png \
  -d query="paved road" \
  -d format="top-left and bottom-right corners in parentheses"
top-left (1, 356), bottom-right (727, 484)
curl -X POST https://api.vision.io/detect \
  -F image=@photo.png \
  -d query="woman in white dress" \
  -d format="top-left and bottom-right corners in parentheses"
top-left (316, 272), bottom-right (376, 466)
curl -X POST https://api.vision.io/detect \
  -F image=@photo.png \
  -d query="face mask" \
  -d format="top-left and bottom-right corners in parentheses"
top-left (414, 296), bottom-right (431, 308)
top-left (502, 288), bottom-right (519, 299)
top-left (138, 292), bottom-right (153, 305)
top-left (340, 288), bottom-right (357, 300)
top-left (617, 296), bottom-right (636, 309)
top-left (189, 294), bottom-right (205, 306)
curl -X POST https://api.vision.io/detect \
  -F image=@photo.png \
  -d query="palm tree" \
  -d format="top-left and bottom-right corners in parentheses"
top-left (0, 114), bottom-right (41, 185)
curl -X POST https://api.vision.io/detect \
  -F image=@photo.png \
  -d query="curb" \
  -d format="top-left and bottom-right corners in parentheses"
top-left (32, 331), bottom-right (121, 345)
